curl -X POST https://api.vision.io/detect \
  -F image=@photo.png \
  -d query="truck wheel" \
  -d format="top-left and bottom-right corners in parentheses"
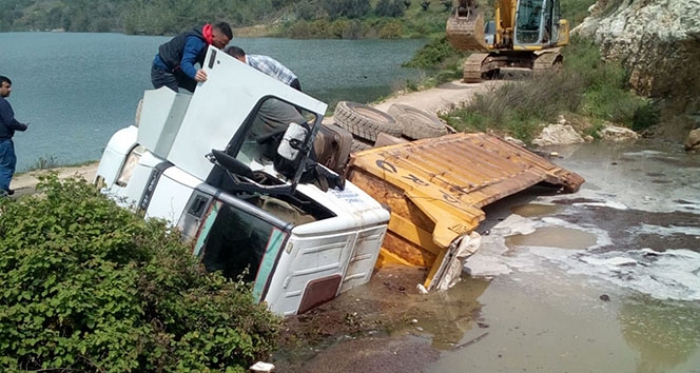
top-left (388, 104), bottom-right (448, 140)
top-left (333, 101), bottom-right (403, 142)
top-left (351, 137), bottom-right (374, 153)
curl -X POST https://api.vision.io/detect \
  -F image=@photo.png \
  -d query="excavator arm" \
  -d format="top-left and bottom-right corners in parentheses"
top-left (447, 0), bottom-right (520, 52)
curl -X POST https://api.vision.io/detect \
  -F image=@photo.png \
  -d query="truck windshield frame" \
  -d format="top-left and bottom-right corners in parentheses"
top-left (197, 198), bottom-right (291, 302)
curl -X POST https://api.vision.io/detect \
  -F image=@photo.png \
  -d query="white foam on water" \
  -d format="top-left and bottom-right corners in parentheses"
top-left (632, 223), bottom-right (700, 238)
top-left (467, 213), bottom-right (700, 301)
top-left (572, 200), bottom-right (630, 210)
top-left (566, 249), bottom-right (700, 301)
top-left (621, 150), bottom-right (669, 158)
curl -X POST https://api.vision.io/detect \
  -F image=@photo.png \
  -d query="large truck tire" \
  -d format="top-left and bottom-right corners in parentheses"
top-left (333, 101), bottom-right (403, 142)
top-left (351, 137), bottom-right (374, 153)
top-left (388, 104), bottom-right (448, 140)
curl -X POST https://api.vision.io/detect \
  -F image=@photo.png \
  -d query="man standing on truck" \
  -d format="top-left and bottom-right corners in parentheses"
top-left (151, 22), bottom-right (233, 93)
top-left (225, 46), bottom-right (302, 91)
top-left (0, 76), bottom-right (29, 197)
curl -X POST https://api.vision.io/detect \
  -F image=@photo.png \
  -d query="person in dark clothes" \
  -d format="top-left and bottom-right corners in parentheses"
top-left (0, 76), bottom-right (29, 196)
top-left (151, 22), bottom-right (233, 93)
top-left (225, 46), bottom-right (302, 91)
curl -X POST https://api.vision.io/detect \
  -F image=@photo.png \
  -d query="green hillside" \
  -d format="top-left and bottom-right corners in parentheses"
top-left (0, 0), bottom-right (454, 38)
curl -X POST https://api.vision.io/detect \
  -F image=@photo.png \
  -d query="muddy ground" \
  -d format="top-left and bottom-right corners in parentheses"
top-left (273, 266), bottom-right (488, 373)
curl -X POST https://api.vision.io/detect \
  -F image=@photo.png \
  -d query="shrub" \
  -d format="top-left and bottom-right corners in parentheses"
top-left (631, 99), bottom-right (661, 131)
top-left (378, 19), bottom-right (403, 38)
top-left (375, 0), bottom-right (405, 17)
top-left (324, 0), bottom-right (371, 20)
top-left (28, 155), bottom-right (62, 171)
top-left (295, 1), bottom-right (317, 21)
top-left (0, 175), bottom-right (280, 373)
top-left (403, 36), bottom-right (465, 68)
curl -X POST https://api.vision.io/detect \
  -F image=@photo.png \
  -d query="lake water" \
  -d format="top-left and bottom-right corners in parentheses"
top-left (0, 32), bottom-right (426, 171)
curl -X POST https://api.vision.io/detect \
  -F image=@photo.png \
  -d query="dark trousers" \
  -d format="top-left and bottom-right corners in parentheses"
top-left (151, 64), bottom-right (197, 93)
top-left (0, 139), bottom-right (17, 192)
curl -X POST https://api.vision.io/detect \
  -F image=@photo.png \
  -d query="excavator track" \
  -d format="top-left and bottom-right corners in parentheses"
top-left (462, 53), bottom-right (489, 83)
top-left (532, 48), bottom-right (563, 77)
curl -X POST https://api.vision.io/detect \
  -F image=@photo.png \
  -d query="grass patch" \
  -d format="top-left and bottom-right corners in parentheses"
top-left (27, 156), bottom-right (62, 171)
top-left (16, 158), bottom-right (99, 177)
top-left (444, 36), bottom-right (659, 143)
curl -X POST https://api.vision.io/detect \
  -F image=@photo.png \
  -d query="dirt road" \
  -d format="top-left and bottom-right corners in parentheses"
top-left (372, 80), bottom-right (499, 115)
top-left (11, 162), bottom-right (99, 197)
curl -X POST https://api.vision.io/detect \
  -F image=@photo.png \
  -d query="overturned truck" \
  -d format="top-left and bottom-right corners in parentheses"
top-left (95, 46), bottom-right (583, 316)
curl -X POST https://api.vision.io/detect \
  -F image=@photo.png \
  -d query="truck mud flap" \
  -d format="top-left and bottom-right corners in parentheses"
top-left (347, 133), bottom-right (584, 290)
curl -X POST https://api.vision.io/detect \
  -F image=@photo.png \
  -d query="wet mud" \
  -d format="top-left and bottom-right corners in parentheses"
top-left (274, 266), bottom-right (488, 373)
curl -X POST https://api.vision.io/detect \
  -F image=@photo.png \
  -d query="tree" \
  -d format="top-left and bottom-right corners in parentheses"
top-left (375, 0), bottom-right (405, 17)
top-left (324, 0), bottom-right (371, 20)
top-left (296, 0), bottom-right (317, 20)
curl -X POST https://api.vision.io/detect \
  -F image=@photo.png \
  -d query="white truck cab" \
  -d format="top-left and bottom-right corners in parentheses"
top-left (95, 47), bottom-right (389, 315)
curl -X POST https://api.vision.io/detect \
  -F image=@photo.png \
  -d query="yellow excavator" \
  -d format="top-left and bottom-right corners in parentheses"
top-left (446, 0), bottom-right (569, 82)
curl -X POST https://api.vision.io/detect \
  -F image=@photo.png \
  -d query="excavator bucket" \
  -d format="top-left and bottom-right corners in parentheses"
top-left (347, 133), bottom-right (584, 291)
top-left (446, 2), bottom-right (489, 52)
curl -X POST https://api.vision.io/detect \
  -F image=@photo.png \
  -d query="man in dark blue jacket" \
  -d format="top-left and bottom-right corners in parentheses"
top-left (151, 22), bottom-right (233, 93)
top-left (0, 76), bottom-right (29, 196)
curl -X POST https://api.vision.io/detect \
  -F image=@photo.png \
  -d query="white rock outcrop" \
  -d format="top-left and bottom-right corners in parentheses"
top-left (684, 128), bottom-right (700, 151)
top-left (600, 125), bottom-right (640, 142)
top-left (532, 124), bottom-right (584, 146)
top-left (573, 0), bottom-right (700, 97)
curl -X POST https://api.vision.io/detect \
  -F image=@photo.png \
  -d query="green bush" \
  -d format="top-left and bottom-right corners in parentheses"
top-left (375, 0), bottom-right (405, 17)
top-left (0, 175), bottom-right (280, 373)
top-left (403, 36), bottom-right (466, 68)
top-left (631, 99), bottom-right (661, 131)
top-left (324, 0), bottom-right (371, 20)
top-left (378, 19), bottom-right (404, 38)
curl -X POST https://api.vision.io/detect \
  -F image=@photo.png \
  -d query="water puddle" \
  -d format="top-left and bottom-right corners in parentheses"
top-left (506, 226), bottom-right (598, 250)
top-left (427, 273), bottom-right (700, 373)
top-left (401, 277), bottom-right (491, 350)
top-left (510, 203), bottom-right (563, 217)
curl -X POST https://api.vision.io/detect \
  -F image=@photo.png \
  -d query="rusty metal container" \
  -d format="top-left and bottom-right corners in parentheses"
top-left (346, 133), bottom-right (584, 289)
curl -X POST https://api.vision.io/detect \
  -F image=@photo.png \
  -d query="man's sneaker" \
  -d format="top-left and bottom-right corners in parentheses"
top-left (6, 189), bottom-right (14, 196)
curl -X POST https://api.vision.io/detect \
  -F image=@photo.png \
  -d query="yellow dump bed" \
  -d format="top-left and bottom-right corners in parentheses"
top-left (347, 133), bottom-right (584, 289)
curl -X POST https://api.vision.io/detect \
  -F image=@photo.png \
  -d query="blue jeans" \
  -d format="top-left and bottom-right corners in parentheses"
top-left (151, 64), bottom-right (197, 93)
top-left (0, 139), bottom-right (17, 192)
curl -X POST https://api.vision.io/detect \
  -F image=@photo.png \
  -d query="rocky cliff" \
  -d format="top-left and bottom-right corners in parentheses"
top-left (573, 0), bottom-right (700, 101)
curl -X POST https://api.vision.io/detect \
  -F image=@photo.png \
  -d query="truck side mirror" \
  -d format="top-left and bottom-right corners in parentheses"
top-left (274, 122), bottom-right (311, 180)
top-left (277, 122), bottom-right (310, 162)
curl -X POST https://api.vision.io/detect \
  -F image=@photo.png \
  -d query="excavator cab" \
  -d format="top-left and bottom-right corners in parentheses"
top-left (514, 0), bottom-right (564, 47)
top-left (515, 0), bottom-right (543, 44)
